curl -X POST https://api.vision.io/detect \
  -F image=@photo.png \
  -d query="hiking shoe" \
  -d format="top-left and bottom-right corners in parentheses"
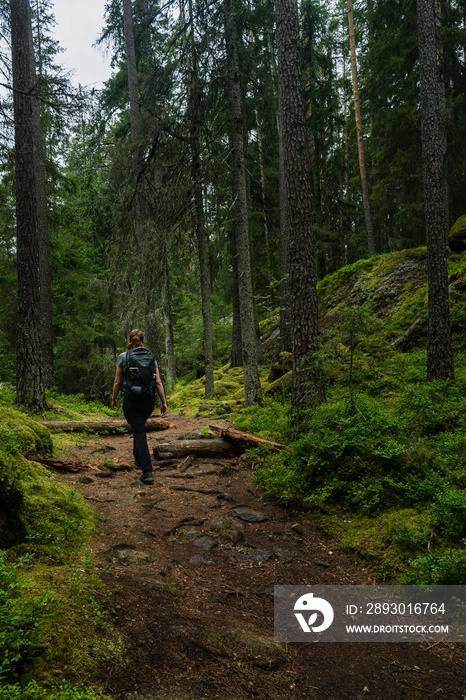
top-left (140, 473), bottom-right (154, 485)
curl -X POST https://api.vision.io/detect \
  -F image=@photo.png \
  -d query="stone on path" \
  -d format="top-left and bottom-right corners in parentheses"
top-left (116, 549), bottom-right (150, 565)
top-left (229, 506), bottom-right (269, 523)
top-left (193, 536), bottom-right (217, 551)
top-left (209, 516), bottom-right (244, 545)
top-left (189, 554), bottom-right (213, 566)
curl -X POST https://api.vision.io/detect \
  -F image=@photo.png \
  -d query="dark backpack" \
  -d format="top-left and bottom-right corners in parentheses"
top-left (124, 347), bottom-right (156, 398)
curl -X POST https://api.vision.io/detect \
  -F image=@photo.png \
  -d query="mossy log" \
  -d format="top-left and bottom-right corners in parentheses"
top-left (24, 456), bottom-right (92, 472)
top-left (390, 316), bottom-right (424, 348)
top-left (40, 418), bottom-right (172, 434)
top-left (154, 439), bottom-right (243, 460)
top-left (208, 425), bottom-right (287, 450)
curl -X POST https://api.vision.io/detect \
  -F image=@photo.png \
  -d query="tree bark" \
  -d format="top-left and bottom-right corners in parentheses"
top-left (187, 0), bottom-right (215, 397)
top-left (347, 0), bottom-right (376, 257)
top-left (160, 241), bottom-right (176, 392)
top-left (416, 0), bottom-right (454, 380)
top-left (32, 0), bottom-right (54, 387)
top-left (278, 107), bottom-right (292, 354)
top-left (154, 439), bottom-right (243, 459)
top-left (276, 0), bottom-right (325, 414)
top-left (224, 0), bottom-right (262, 406)
top-left (248, 26), bottom-right (273, 296)
top-left (41, 418), bottom-right (171, 433)
top-left (230, 226), bottom-right (243, 367)
top-left (122, 0), bottom-right (147, 239)
top-left (10, 0), bottom-right (46, 409)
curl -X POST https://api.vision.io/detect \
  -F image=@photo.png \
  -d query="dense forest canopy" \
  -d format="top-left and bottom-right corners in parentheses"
top-left (0, 0), bottom-right (464, 405)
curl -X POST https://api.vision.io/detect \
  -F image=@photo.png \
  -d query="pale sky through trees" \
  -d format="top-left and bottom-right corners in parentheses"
top-left (52, 0), bottom-right (112, 88)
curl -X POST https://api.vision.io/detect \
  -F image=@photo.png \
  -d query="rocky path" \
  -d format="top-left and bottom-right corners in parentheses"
top-left (58, 415), bottom-right (466, 699)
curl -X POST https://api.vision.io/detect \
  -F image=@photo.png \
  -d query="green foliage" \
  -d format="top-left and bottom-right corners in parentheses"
top-left (0, 553), bottom-right (54, 684)
top-left (0, 550), bottom-right (119, 696)
top-left (402, 550), bottom-right (466, 586)
top-left (235, 398), bottom-right (291, 443)
top-left (0, 682), bottom-right (109, 699)
top-left (430, 490), bottom-right (466, 541)
top-left (231, 250), bottom-right (466, 583)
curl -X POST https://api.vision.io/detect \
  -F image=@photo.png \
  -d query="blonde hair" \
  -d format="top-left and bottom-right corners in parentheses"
top-left (127, 329), bottom-right (144, 350)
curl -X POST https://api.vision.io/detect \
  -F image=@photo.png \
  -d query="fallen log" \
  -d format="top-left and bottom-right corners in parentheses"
top-left (40, 418), bottom-right (172, 434)
top-left (24, 455), bottom-right (93, 473)
top-left (390, 316), bottom-right (423, 348)
top-left (208, 425), bottom-right (287, 450)
top-left (153, 438), bottom-right (243, 460)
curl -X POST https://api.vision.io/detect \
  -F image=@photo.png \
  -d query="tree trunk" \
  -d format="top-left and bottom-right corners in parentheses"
top-left (248, 26), bottom-right (273, 296)
top-left (224, 0), bottom-right (262, 406)
top-left (416, 0), bottom-right (454, 380)
top-left (154, 439), bottom-right (243, 460)
top-left (123, 0), bottom-right (163, 363)
top-left (41, 418), bottom-right (171, 433)
top-left (32, 0), bottom-right (54, 387)
top-left (10, 0), bottom-right (46, 409)
top-left (208, 425), bottom-right (287, 450)
top-left (230, 227), bottom-right (243, 367)
top-left (276, 0), bottom-right (325, 414)
top-left (347, 0), bottom-right (376, 258)
top-left (161, 247), bottom-right (176, 393)
top-left (278, 107), bottom-right (292, 354)
top-left (122, 0), bottom-right (147, 239)
top-left (187, 0), bottom-right (215, 398)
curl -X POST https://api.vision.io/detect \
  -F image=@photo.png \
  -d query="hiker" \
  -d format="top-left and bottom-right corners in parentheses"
top-left (112, 329), bottom-right (168, 485)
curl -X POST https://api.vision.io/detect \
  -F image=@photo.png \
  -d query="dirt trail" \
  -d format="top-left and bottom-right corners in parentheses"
top-left (58, 414), bottom-right (466, 699)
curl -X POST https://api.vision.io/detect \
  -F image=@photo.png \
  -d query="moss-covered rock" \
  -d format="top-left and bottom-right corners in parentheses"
top-left (0, 449), bottom-right (26, 547)
top-left (317, 248), bottom-right (428, 322)
top-left (0, 406), bottom-right (94, 557)
top-left (19, 459), bottom-right (95, 560)
top-left (0, 407), bottom-right (52, 455)
top-left (0, 408), bottom-right (54, 548)
top-left (267, 352), bottom-right (292, 382)
top-left (449, 215), bottom-right (466, 253)
top-left (264, 371), bottom-right (292, 398)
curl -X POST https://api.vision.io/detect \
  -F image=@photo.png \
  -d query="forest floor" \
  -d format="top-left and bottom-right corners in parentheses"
top-left (56, 413), bottom-right (466, 700)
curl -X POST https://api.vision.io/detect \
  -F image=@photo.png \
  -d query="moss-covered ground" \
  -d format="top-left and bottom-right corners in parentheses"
top-left (0, 397), bottom-right (117, 699)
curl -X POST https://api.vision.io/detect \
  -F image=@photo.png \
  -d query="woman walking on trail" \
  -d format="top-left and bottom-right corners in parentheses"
top-left (112, 329), bottom-right (168, 485)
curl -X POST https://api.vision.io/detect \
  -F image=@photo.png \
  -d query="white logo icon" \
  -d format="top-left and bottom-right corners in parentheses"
top-left (294, 592), bottom-right (334, 633)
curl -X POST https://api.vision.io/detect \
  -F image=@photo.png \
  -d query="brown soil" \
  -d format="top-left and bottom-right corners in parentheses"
top-left (57, 414), bottom-right (466, 700)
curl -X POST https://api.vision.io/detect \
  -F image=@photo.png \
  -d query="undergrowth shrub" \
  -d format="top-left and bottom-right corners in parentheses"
top-left (402, 549), bottom-right (466, 585)
top-left (397, 381), bottom-right (466, 435)
top-left (245, 383), bottom-right (466, 583)
top-left (235, 398), bottom-right (291, 443)
top-left (430, 490), bottom-right (466, 540)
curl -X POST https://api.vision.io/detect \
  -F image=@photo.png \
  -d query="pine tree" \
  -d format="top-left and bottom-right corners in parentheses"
top-left (417, 0), bottom-right (454, 380)
top-left (224, 0), bottom-right (262, 406)
top-left (276, 0), bottom-right (325, 413)
top-left (10, 0), bottom-right (46, 408)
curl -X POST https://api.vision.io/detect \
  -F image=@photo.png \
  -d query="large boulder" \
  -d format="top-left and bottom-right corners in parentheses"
top-left (449, 215), bottom-right (466, 253)
top-left (0, 450), bottom-right (26, 547)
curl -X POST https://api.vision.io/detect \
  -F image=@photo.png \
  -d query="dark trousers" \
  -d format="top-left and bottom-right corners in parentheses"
top-left (123, 394), bottom-right (155, 475)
